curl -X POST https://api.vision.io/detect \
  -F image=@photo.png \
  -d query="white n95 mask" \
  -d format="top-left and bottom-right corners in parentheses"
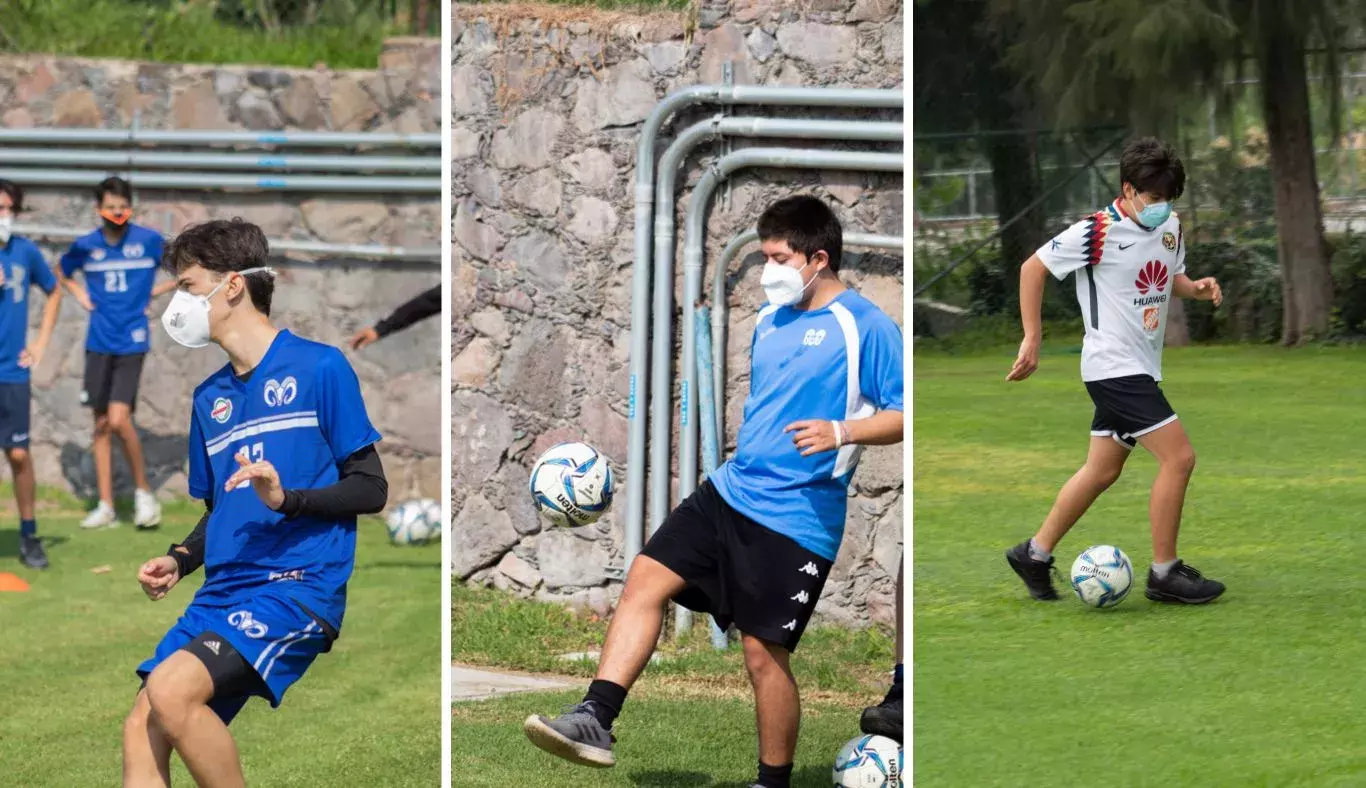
top-left (161, 267), bottom-right (273, 349)
top-left (0, 216), bottom-right (12, 245)
top-left (760, 261), bottom-right (814, 306)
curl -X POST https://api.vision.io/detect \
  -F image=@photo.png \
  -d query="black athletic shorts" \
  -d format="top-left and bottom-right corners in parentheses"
top-left (1085, 374), bottom-right (1178, 450)
top-left (137, 631), bottom-right (269, 725)
top-left (82, 351), bottom-right (145, 413)
top-left (640, 479), bottom-right (834, 652)
top-left (0, 381), bottom-right (31, 449)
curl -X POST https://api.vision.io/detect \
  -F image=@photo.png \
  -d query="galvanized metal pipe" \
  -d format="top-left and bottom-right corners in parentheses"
top-left (710, 229), bottom-right (904, 443)
top-left (0, 168), bottom-right (439, 194)
top-left (0, 148), bottom-right (440, 173)
top-left (646, 117), bottom-right (902, 550)
top-left (626, 86), bottom-right (903, 571)
top-left (0, 128), bottom-right (440, 148)
top-left (13, 223), bottom-right (439, 262)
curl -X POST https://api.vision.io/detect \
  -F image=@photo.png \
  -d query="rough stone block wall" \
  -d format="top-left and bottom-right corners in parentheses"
top-left (0, 39), bottom-right (442, 504)
top-left (452, 1), bottom-right (904, 629)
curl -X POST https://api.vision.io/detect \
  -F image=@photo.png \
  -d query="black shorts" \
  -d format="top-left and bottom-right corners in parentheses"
top-left (138, 631), bottom-right (269, 725)
top-left (82, 351), bottom-right (144, 413)
top-left (1085, 374), bottom-right (1178, 450)
top-left (640, 480), bottom-right (834, 652)
top-left (0, 381), bottom-right (31, 448)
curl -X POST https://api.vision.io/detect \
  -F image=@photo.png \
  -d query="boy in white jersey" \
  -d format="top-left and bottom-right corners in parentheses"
top-left (1005, 137), bottom-right (1226, 605)
top-left (524, 196), bottom-right (904, 788)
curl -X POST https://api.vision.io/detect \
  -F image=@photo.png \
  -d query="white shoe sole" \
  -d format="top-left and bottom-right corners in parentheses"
top-left (523, 715), bottom-right (615, 768)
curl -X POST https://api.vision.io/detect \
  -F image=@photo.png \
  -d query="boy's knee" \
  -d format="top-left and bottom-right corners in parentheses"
top-left (741, 636), bottom-right (789, 680)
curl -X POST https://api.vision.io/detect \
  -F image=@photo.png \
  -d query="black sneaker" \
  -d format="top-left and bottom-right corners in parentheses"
top-left (860, 684), bottom-right (903, 741)
top-left (1006, 541), bottom-right (1058, 600)
top-left (523, 701), bottom-right (616, 768)
top-left (1145, 561), bottom-right (1224, 604)
top-left (18, 535), bottom-right (48, 570)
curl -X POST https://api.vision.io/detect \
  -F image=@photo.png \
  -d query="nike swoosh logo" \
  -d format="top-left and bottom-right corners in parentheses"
top-left (1118, 242), bottom-right (1136, 250)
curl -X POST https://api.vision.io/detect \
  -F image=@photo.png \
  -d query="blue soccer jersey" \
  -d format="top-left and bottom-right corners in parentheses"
top-left (0, 235), bottom-right (57, 384)
top-left (60, 224), bottom-right (163, 355)
top-left (710, 290), bottom-right (904, 561)
top-left (186, 330), bottom-right (382, 631)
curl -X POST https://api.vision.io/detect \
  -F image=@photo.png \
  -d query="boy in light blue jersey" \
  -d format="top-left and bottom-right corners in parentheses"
top-left (0, 180), bottom-right (64, 570)
top-left (526, 196), bottom-right (905, 788)
top-left (124, 219), bottom-right (388, 788)
top-left (59, 177), bottom-right (177, 530)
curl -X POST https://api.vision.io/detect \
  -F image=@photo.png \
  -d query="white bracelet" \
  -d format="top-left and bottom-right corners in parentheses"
top-left (832, 420), bottom-right (844, 449)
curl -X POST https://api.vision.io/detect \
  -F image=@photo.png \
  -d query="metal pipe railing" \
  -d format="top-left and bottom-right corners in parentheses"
top-left (0, 148), bottom-right (440, 173)
top-left (0, 169), bottom-right (439, 194)
top-left (14, 223), bottom-right (439, 262)
top-left (710, 229), bottom-right (904, 444)
top-left (0, 128), bottom-right (441, 148)
top-left (625, 85), bottom-right (903, 569)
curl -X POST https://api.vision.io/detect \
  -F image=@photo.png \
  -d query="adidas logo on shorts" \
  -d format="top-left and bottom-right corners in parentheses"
top-left (204, 639), bottom-right (221, 656)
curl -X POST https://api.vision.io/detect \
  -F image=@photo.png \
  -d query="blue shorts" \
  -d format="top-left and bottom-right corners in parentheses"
top-left (0, 381), bottom-right (31, 448)
top-left (136, 595), bottom-right (330, 724)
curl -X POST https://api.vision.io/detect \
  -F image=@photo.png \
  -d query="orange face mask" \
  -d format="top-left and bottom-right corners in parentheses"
top-left (99, 208), bottom-right (132, 226)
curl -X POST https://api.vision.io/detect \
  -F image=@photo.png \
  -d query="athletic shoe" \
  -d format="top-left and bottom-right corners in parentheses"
top-left (18, 534), bottom-right (48, 569)
top-left (1005, 540), bottom-right (1058, 600)
top-left (1145, 561), bottom-right (1225, 604)
top-left (860, 684), bottom-right (903, 741)
top-left (80, 500), bottom-right (117, 529)
top-left (523, 701), bottom-right (616, 768)
top-left (133, 489), bottom-right (161, 530)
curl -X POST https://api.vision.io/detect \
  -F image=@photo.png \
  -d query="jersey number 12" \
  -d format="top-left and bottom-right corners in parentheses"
top-left (233, 442), bottom-right (265, 490)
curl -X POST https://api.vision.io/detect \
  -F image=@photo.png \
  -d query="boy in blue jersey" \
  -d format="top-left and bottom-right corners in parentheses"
top-left (0, 180), bottom-right (64, 570)
top-left (123, 219), bottom-right (388, 788)
top-left (59, 177), bottom-right (177, 531)
top-left (525, 196), bottom-right (905, 788)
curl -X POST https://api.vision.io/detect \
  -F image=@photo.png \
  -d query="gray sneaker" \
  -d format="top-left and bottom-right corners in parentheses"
top-left (523, 701), bottom-right (616, 768)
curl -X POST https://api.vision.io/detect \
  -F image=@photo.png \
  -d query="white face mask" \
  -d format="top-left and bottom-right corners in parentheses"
top-left (0, 216), bottom-right (12, 245)
top-left (760, 260), bottom-right (815, 306)
top-left (161, 267), bottom-right (273, 349)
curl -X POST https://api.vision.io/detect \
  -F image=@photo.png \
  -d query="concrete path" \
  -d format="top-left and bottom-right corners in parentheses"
top-left (450, 664), bottom-right (576, 702)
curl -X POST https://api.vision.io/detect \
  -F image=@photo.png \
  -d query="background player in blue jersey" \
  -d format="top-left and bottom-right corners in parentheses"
top-left (524, 196), bottom-right (905, 788)
top-left (0, 180), bottom-right (64, 570)
top-left (123, 219), bottom-right (387, 788)
top-left (59, 177), bottom-right (177, 531)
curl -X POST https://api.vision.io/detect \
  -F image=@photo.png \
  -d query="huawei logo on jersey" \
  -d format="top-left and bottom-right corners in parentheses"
top-left (1135, 260), bottom-right (1169, 294)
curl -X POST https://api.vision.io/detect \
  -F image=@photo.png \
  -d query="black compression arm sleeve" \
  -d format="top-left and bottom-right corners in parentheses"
top-left (168, 498), bottom-right (211, 577)
top-left (277, 444), bottom-right (388, 519)
top-left (373, 286), bottom-right (440, 338)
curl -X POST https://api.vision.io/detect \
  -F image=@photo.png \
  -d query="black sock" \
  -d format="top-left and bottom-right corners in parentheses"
top-left (583, 679), bottom-right (627, 729)
top-left (756, 761), bottom-right (794, 788)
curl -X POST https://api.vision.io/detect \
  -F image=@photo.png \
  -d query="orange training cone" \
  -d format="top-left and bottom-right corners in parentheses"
top-left (0, 572), bottom-right (31, 592)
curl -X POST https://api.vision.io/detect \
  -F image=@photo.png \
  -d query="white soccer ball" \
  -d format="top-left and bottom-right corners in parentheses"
top-left (1070, 544), bottom-right (1133, 608)
top-left (529, 442), bottom-right (613, 527)
top-left (386, 498), bottom-right (442, 546)
top-left (833, 734), bottom-right (903, 787)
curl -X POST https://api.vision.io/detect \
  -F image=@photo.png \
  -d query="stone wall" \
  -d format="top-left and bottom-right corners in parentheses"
top-left (0, 40), bottom-right (442, 504)
top-left (451, 1), bottom-right (904, 629)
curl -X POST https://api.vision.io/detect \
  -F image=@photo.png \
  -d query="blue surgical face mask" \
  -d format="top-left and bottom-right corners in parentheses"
top-left (1134, 194), bottom-right (1172, 229)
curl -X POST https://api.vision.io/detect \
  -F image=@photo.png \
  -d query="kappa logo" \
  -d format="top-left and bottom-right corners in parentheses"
top-left (1050, 237), bottom-right (1061, 250)
top-left (123, 243), bottom-right (144, 259)
top-left (782, 620), bottom-right (798, 631)
top-left (802, 329), bottom-right (827, 347)
top-left (791, 590), bottom-right (810, 604)
top-left (1162, 231), bottom-right (1177, 252)
top-left (1135, 260), bottom-right (1169, 295)
top-left (211, 397), bottom-right (232, 423)
top-left (227, 610), bottom-right (268, 639)
top-left (204, 639), bottom-right (221, 656)
top-left (90, 248), bottom-right (106, 262)
top-left (263, 376), bottom-right (298, 407)
top-left (798, 562), bottom-right (819, 577)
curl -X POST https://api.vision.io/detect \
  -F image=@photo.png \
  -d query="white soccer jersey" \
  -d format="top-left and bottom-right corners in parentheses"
top-left (1037, 199), bottom-right (1186, 382)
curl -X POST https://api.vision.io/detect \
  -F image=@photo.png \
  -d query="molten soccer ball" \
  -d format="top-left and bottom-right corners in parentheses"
top-left (833, 734), bottom-right (902, 787)
top-left (1070, 544), bottom-right (1133, 608)
top-left (529, 442), bottom-right (613, 527)
top-left (386, 498), bottom-right (441, 546)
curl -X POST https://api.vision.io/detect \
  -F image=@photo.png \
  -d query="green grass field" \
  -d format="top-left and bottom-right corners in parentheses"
top-left (451, 584), bottom-right (896, 787)
top-left (0, 493), bottom-right (440, 786)
top-left (914, 342), bottom-right (1366, 787)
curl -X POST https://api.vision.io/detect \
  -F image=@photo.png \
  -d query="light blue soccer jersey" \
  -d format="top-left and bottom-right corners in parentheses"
top-left (710, 289), bottom-right (904, 561)
top-left (0, 236), bottom-right (56, 383)
top-left (60, 224), bottom-right (163, 355)
top-left (186, 330), bottom-right (382, 631)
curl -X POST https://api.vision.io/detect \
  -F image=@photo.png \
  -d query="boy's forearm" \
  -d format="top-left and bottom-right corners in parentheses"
top-left (33, 290), bottom-right (61, 354)
top-left (1019, 256), bottom-right (1047, 340)
top-left (1172, 274), bottom-right (1195, 299)
top-left (845, 409), bottom-right (904, 447)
